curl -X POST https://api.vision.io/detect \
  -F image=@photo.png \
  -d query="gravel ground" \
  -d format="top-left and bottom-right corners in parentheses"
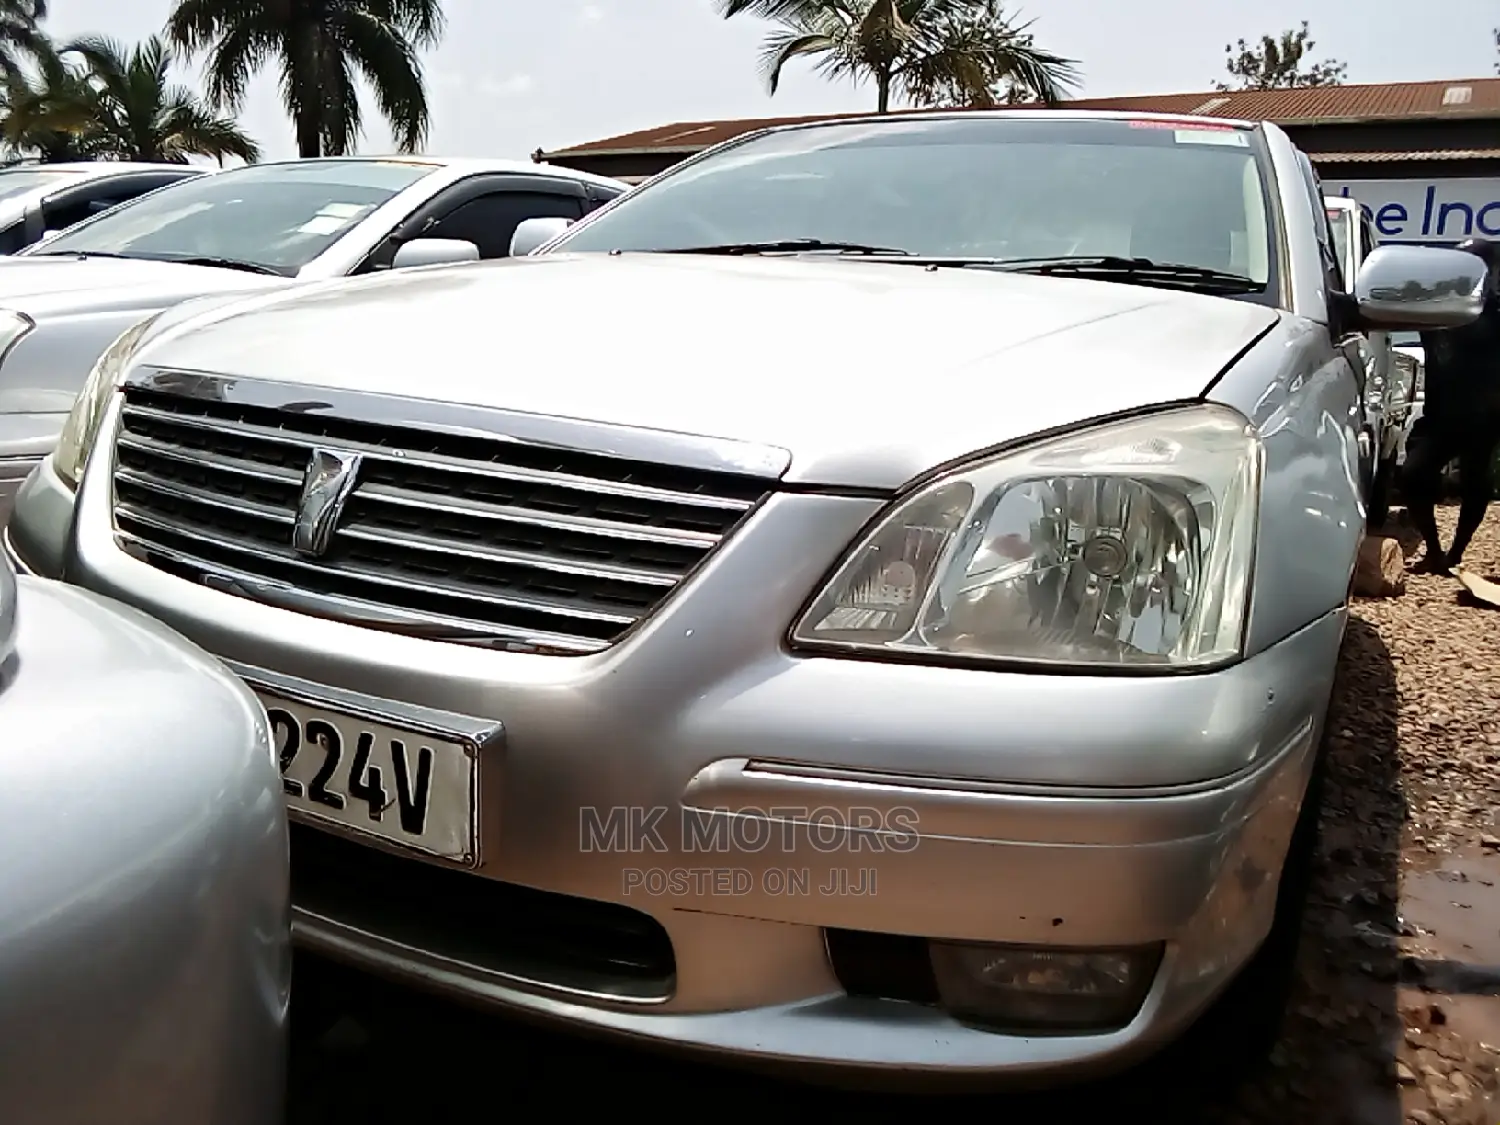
top-left (287, 504), bottom-right (1500, 1125)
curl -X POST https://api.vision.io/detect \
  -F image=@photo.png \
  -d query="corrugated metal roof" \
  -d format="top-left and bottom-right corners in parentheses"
top-left (542, 76), bottom-right (1500, 159)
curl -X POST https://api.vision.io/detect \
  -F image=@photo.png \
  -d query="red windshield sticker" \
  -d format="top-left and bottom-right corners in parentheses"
top-left (1130, 118), bottom-right (1236, 132)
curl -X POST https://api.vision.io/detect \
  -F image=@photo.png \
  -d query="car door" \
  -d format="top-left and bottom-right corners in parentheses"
top-left (1301, 160), bottom-right (1375, 489)
top-left (353, 174), bottom-right (590, 273)
top-left (29, 171), bottom-right (201, 245)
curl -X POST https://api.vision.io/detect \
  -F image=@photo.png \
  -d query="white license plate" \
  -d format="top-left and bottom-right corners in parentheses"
top-left (259, 692), bottom-right (478, 865)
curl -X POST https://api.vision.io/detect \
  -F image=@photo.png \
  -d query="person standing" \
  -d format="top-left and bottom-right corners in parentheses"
top-left (1400, 236), bottom-right (1500, 574)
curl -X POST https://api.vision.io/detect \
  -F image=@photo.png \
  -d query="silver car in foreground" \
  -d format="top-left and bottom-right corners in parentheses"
top-left (0, 156), bottom-right (628, 519)
top-left (0, 551), bottom-right (288, 1122)
top-left (5, 110), bottom-right (1487, 1087)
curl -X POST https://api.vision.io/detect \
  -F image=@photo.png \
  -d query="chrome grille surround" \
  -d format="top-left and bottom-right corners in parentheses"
top-left (110, 369), bottom-right (789, 654)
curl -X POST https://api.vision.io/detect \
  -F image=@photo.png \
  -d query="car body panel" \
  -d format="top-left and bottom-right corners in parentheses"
top-left (0, 550), bottom-right (287, 1124)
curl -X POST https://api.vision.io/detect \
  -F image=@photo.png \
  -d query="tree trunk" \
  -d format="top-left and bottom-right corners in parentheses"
top-left (876, 68), bottom-right (891, 113)
top-left (295, 111), bottom-right (320, 157)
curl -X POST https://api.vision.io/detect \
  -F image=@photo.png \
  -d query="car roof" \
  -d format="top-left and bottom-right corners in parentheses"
top-left (241, 154), bottom-right (630, 192)
top-left (726, 107), bottom-right (1264, 143)
top-left (1, 161), bottom-right (206, 176)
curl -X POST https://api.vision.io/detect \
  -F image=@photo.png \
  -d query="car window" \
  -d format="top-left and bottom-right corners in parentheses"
top-left (1326, 207), bottom-right (1351, 278)
top-left (425, 190), bottom-right (584, 258)
top-left (28, 159), bottom-right (439, 275)
top-left (555, 116), bottom-right (1278, 296)
top-left (0, 168), bottom-right (85, 203)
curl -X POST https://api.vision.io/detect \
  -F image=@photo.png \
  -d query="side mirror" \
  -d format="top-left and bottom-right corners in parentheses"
top-left (1354, 244), bottom-right (1488, 331)
top-left (391, 237), bottom-right (480, 270)
top-left (510, 216), bottom-right (573, 258)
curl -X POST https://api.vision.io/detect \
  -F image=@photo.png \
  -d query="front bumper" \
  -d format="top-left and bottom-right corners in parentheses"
top-left (26, 409), bottom-right (1346, 1084)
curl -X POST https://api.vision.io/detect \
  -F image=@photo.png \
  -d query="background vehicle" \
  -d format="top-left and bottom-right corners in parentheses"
top-left (7, 110), bottom-right (1484, 1089)
top-left (1391, 329), bottom-right (1425, 467)
top-left (0, 547), bottom-right (288, 1124)
top-left (1324, 194), bottom-right (1413, 525)
top-left (0, 155), bottom-right (629, 520)
top-left (0, 161), bottom-right (202, 254)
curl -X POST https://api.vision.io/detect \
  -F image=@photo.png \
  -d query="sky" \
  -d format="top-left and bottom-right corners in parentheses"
top-left (44, 0), bottom-right (1500, 161)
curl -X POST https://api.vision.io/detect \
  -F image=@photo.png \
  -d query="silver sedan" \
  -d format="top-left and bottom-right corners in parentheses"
top-left (0, 550), bottom-right (288, 1124)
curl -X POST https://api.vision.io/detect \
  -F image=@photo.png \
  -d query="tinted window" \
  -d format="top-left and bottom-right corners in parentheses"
top-left (556, 117), bottom-right (1276, 289)
top-left (0, 168), bottom-right (84, 203)
top-left (28, 159), bottom-right (438, 275)
top-left (427, 190), bottom-right (583, 258)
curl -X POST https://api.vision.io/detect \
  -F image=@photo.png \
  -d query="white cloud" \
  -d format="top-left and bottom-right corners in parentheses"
top-left (477, 73), bottom-right (536, 98)
top-left (578, 4), bottom-right (606, 24)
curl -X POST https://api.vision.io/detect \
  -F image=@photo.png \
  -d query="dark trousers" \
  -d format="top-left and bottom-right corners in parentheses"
top-left (1401, 413), bottom-right (1499, 568)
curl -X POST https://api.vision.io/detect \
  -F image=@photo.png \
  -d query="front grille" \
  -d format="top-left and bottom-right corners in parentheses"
top-left (111, 384), bottom-right (774, 652)
top-left (290, 823), bottom-right (675, 1001)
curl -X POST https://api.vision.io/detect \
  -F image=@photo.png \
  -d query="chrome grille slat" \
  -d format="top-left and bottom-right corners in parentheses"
top-left (115, 467), bottom-right (294, 525)
top-left (117, 431), bottom-right (303, 485)
top-left (111, 382), bottom-right (776, 652)
top-left (353, 481), bottom-right (721, 549)
top-left (335, 524), bottom-right (680, 588)
top-left (120, 402), bottom-right (754, 512)
top-left (116, 506), bottom-right (639, 627)
top-left (114, 531), bottom-right (608, 653)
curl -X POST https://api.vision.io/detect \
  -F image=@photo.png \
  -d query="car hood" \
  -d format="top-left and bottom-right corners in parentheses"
top-left (138, 253), bottom-right (1281, 490)
top-left (0, 254), bottom-right (286, 316)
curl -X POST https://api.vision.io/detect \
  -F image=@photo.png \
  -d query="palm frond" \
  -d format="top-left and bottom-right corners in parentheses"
top-left (336, 7), bottom-right (431, 153)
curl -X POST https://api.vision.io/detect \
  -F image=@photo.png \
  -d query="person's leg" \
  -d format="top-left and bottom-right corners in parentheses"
top-left (1447, 433), bottom-right (1497, 568)
top-left (1401, 418), bottom-right (1452, 571)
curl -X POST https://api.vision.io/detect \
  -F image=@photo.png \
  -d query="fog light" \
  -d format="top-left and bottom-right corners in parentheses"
top-left (928, 942), bottom-right (1163, 1033)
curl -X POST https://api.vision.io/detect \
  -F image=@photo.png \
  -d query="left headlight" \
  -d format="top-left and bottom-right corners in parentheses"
top-left (789, 404), bottom-right (1263, 672)
top-left (53, 314), bottom-right (162, 489)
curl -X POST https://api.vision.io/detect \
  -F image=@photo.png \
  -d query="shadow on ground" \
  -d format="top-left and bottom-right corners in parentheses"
top-left (285, 618), bottom-right (1405, 1125)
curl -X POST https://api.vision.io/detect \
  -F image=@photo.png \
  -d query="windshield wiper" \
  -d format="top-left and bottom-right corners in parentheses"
top-left (27, 250), bottom-right (135, 260)
top-left (656, 239), bottom-right (913, 257)
top-left (136, 254), bottom-right (286, 276)
top-left (980, 255), bottom-right (1263, 293)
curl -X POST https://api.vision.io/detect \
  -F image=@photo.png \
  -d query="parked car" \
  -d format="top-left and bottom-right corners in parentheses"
top-left (0, 155), bottom-right (630, 520)
top-left (0, 161), bottom-right (203, 255)
top-left (1391, 329), bottom-right (1426, 467)
top-left (0, 547), bottom-right (287, 1123)
top-left (6, 110), bottom-right (1487, 1087)
top-left (1323, 195), bottom-right (1416, 525)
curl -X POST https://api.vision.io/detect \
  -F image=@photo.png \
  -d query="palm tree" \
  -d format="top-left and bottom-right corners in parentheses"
top-left (61, 35), bottom-right (259, 164)
top-left (0, 0), bottom-right (47, 86)
top-left (0, 40), bottom-right (95, 162)
top-left (165, 0), bottom-right (444, 158)
top-left (718, 0), bottom-right (1079, 113)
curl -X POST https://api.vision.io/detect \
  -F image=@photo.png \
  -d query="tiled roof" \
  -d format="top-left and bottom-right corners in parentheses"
top-left (1308, 148), bottom-right (1500, 164)
top-left (541, 77), bottom-right (1500, 158)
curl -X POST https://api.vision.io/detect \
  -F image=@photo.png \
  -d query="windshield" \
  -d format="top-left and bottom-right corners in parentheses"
top-left (0, 168), bottom-right (84, 204)
top-left (28, 159), bottom-right (438, 275)
top-left (556, 116), bottom-right (1277, 295)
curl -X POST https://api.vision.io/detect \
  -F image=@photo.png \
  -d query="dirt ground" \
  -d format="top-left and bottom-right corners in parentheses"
top-left (287, 505), bottom-right (1500, 1125)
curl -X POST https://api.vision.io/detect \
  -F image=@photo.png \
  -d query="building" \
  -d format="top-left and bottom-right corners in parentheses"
top-left (536, 77), bottom-right (1500, 246)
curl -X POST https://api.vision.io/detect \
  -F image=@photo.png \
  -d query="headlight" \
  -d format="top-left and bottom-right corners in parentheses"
top-left (789, 404), bottom-right (1263, 671)
top-left (53, 315), bottom-right (161, 488)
